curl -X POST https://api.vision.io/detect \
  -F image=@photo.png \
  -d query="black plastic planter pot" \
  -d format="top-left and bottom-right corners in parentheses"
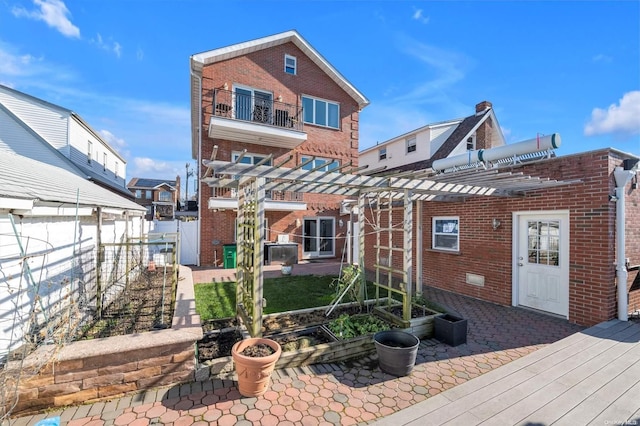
top-left (434, 314), bottom-right (468, 346)
top-left (373, 330), bottom-right (420, 376)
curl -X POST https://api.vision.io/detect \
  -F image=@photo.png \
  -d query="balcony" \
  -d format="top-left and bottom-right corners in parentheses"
top-left (208, 89), bottom-right (307, 149)
top-left (208, 186), bottom-right (306, 212)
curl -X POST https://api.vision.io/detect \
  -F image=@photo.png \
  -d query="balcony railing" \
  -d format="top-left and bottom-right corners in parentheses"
top-left (211, 186), bottom-right (304, 202)
top-left (212, 88), bottom-right (304, 132)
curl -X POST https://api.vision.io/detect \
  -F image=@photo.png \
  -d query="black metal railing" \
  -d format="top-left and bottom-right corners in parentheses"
top-left (212, 88), bottom-right (303, 132)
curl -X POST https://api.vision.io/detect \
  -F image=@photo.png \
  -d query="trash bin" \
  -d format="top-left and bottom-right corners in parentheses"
top-left (223, 244), bottom-right (237, 269)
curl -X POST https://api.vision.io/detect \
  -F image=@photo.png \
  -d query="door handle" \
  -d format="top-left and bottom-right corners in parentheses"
top-left (518, 263), bottom-right (524, 266)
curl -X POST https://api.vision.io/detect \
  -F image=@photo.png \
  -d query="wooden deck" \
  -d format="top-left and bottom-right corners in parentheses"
top-left (372, 319), bottom-right (640, 426)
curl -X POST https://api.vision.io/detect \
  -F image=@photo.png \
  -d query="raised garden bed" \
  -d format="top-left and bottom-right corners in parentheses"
top-left (373, 302), bottom-right (443, 339)
top-left (196, 301), bottom-right (396, 379)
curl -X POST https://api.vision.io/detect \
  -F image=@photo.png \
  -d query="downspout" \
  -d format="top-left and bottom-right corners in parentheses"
top-left (190, 65), bottom-right (203, 267)
top-left (613, 166), bottom-right (636, 321)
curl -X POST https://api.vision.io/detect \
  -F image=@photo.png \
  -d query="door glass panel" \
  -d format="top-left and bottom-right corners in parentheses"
top-left (235, 88), bottom-right (252, 121)
top-left (319, 219), bottom-right (334, 255)
top-left (253, 91), bottom-right (272, 123)
top-left (304, 219), bottom-right (317, 252)
top-left (527, 220), bottom-right (560, 266)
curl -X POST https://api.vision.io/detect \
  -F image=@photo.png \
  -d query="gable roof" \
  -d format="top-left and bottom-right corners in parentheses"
top-left (190, 30), bottom-right (370, 158)
top-left (367, 107), bottom-right (505, 174)
top-left (128, 178), bottom-right (177, 190)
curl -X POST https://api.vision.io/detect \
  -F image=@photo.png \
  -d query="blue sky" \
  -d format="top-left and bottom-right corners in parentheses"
top-left (1, 0), bottom-right (639, 198)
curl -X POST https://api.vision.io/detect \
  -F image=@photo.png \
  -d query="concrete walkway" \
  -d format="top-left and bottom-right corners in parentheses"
top-left (8, 264), bottom-right (587, 426)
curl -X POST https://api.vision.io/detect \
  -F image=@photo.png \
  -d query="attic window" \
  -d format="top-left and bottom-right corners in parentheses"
top-left (406, 137), bottom-right (416, 153)
top-left (379, 147), bottom-right (387, 161)
top-left (466, 136), bottom-right (475, 150)
top-left (285, 54), bottom-right (297, 75)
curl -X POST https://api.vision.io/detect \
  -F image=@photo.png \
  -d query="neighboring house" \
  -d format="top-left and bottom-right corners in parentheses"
top-left (359, 101), bottom-right (505, 172)
top-left (0, 102), bottom-right (147, 359)
top-left (0, 84), bottom-right (131, 198)
top-left (190, 30), bottom-right (369, 266)
top-left (127, 177), bottom-right (181, 220)
top-left (360, 102), bottom-right (639, 327)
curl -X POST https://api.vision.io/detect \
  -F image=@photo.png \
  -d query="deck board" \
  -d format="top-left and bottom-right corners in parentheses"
top-left (371, 320), bottom-right (640, 426)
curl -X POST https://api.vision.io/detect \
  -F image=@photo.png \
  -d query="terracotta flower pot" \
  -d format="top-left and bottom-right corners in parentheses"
top-left (232, 337), bottom-right (282, 397)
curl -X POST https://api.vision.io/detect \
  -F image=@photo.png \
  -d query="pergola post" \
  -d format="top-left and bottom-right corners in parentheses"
top-left (403, 190), bottom-right (413, 320)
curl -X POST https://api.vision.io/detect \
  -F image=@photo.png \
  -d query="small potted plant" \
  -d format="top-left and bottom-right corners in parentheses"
top-left (231, 337), bottom-right (282, 397)
top-left (280, 261), bottom-right (293, 275)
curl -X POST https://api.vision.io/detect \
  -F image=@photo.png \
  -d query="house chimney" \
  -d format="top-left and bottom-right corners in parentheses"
top-left (475, 101), bottom-right (492, 114)
top-left (474, 101), bottom-right (494, 150)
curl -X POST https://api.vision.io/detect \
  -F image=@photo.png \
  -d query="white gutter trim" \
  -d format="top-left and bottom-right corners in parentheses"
top-left (613, 166), bottom-right (636, 321)
top-left (190, 68), bottom-right (203, 267)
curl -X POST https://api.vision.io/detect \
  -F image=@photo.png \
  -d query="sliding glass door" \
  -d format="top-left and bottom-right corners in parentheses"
top-left (303, 217), bottom-right (335, 258)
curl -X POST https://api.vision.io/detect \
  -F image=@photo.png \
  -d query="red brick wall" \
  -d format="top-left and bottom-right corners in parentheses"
top-left (197, 42), bottom-right (360, 265)
top-left (364, 149), bottom-right (639, 326)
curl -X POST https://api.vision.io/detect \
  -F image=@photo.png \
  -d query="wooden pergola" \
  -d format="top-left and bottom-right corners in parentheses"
top-left (202, 154), bottom-right (576, 337)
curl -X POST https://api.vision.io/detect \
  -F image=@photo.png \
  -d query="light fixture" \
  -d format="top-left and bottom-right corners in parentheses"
top-left (339, 219), bottom-right (344, 227)
top-left (609, 194), bottom-right (618, 202)
top-left (223, 82), bottom-right (228, 90)
top-left (492, 218), bottom-right (501, 230)
top-left (295, 218), bottom-right (301, 227)
top-left (277, 95), bottom-right (283, 102)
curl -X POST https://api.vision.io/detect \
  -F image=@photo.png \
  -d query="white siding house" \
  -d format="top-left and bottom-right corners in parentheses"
top-left (0, 84), bottom-right (129, 196)
top-left (360, 101), bottom-right (505, 174)
top-left (0, 99), bottom-right (146, 362)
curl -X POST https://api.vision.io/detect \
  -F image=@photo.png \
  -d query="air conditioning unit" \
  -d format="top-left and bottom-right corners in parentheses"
top-left (340, 200), bottom-right (355, 216)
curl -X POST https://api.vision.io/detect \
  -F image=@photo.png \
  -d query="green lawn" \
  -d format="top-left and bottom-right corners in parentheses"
top-left (194, 274), bottom-right (376, 321)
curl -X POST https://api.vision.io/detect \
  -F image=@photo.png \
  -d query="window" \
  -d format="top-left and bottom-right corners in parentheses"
top-left (146, 190), bottom-right (152, 199)
top-left (433, 217), bottom-right (459, 251)
top-left (87, 141), bottom-right (92, 163)
top-left (284, 54), bottom-right (297, 75)
top-left (527, 220), bottom-right (560, 266)
top-left (103, 153), bottom-right (107, 171)
top-left (407, 137), bottom-right (416, 153)
top-left (302, 95), bottom-right (339, 129)
top-left (135, 189), bottom-right (142, 199)
top-left (115, 161), bottom-right (119, 179)
top-left (301, 156), bottom-right (339, 172)
top-left (466, 136), bottom-right (475, 150)
top-left (232, 152), bottom-right (272, 166)
top-left (159, 191), bottom-right (172, 202)
top-left (379, 147), bottom-right (387, 161)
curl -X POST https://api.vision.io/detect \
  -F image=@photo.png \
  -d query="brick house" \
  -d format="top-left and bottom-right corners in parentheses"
top-left (361, 102), bottom-right (639, 327)
top-left (190, 30), bottom-right (369, 267)
top-left (127, 176), bottom-right (181, 220)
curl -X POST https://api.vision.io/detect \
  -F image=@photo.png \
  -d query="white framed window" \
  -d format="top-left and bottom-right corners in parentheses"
top-left (115, 161), bottom-right (119, 179)
top-left (145, 190), bottom-right (152, 199)
top-left (232, 151), bottom-right (272, 166)
top-left (87, 141), bottom-right (92, 163)
top-left (379, 147), bottom-right (387, 161)
top-left (159, 191), bottom-right (172, 202)
top-left (466, 136), bottom-right (475, 150)
top-left (432, 216), bottom-right (459, 251)
top-left (135, 189), bottom-right (142, 198)
top-left (301, 156), bottom-right (339, 172)
top-left (285, 54), bottom-right (297, 75)
top-left (302, 95), bottom-right (339, 129)
top-left (407, 137), bottom-right (416, 153)
top-left (234, 85), bottom-right (273, 123)
top-left (103, 152), bottom-right (107, 171)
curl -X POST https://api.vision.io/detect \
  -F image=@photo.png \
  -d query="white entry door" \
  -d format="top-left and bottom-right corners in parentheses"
top-left (515, 212), bottom-right (569, 317)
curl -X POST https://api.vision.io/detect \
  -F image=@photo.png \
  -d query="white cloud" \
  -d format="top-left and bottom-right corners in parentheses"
top-left (99, 129), bottom-right (127, 151)
top-left (584, 91), bottom-right (640, 138)
top-left (0, 40), bottom-right (76, 82)
top-left (91, 33), bottom-right (122, 58)
top-left (592, 54), bottom-right (612, 63)
top-left (12, 0), bottom-right (80, 39)
top-left (412, 9), bottom-right (430, 24)
top-left (130, 157), bottom-right (184, 180)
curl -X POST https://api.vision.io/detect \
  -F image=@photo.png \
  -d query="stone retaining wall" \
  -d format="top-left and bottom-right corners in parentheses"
top-left (6, 265), bottom-right (202, 416)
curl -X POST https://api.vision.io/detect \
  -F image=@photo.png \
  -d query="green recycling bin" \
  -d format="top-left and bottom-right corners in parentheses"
top-left (223, 244), bottom-right (237, 269)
